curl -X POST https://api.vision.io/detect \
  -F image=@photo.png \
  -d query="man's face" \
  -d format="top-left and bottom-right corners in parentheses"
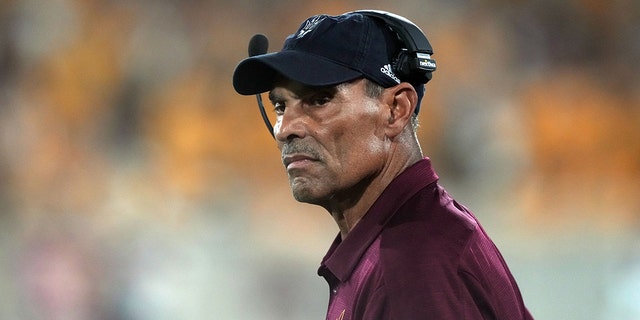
top-left (269, 78), bottom-right (389, 207)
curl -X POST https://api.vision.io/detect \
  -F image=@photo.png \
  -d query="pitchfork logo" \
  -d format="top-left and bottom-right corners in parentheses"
top-left (297, 15), bottom-right (326, 39)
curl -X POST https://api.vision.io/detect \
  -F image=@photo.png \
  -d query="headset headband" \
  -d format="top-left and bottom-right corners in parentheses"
top-left (353, 10), bottom-right (434, 55)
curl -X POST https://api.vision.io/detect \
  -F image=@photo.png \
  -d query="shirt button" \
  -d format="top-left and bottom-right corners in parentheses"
top-left (332, 288), bottom-right (337, 295)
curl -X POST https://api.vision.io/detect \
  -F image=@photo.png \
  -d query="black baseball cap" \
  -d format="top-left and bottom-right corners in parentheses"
top-left (232, 12), bottom-right (428, 112)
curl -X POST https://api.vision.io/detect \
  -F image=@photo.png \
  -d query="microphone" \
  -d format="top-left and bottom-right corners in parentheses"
top-left (248, 34), bottom-right (268, 57)
top-left (247, 34), bottom-right (275, 139)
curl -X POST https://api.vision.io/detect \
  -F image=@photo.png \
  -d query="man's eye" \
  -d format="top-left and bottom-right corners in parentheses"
top-left (273, 102), bottom-right (285, 115)
top-left (309, 94), bottom-right (331, 106)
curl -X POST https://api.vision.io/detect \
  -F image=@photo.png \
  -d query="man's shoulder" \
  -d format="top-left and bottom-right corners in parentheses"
top-left (382, 183), bottom-right (480, 258)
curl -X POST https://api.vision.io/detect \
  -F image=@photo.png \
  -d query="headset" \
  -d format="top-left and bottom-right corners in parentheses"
top-left (247, 10), bottom-right (436, 139)
top-left (354, 10), bottom-right (436, 84)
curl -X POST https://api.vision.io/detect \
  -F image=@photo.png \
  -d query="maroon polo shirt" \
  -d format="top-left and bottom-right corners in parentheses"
top-left (318, 158), bottom-right (533, 319)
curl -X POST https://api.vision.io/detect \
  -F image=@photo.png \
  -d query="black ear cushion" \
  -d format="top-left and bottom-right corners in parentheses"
top-left (356, 10), bottom-right (436, 84)
top-left (393, 51), bottom-right (433, 83)
top-left (392, 51), bottom-right (412, 79)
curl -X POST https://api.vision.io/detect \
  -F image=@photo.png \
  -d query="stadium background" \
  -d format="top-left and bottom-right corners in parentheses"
top-left (0, 0), bottom-right (638, 319)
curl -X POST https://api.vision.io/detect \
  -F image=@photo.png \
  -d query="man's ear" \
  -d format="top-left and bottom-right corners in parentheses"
top-left (383, 82), bottom-right (418, 138)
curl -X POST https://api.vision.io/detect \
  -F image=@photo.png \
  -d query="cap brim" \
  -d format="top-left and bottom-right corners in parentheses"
top-left (233, 51), bottom-right (362, 95)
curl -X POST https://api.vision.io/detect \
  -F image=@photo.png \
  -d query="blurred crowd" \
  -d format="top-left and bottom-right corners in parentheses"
top-left (0, 0), bottom-right (638, 319)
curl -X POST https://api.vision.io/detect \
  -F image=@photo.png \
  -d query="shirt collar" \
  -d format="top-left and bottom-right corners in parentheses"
top-left (318, 157), bottom-right (439, 282)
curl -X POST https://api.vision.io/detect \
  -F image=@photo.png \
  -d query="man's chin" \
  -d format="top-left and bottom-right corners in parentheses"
top-left (291, 185), bottom-right (314, 203)
top-left (290, 182), bottom-right (323, 205)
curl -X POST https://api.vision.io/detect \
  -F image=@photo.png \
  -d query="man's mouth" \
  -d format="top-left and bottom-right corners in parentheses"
top-left (282, 154), bottom-right (317, 170)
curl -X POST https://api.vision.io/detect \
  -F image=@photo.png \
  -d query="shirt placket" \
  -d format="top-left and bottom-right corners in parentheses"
top-left (327, 283), bottom-right (348, 320)
top-left (322, 270), bottom-right (349, 320)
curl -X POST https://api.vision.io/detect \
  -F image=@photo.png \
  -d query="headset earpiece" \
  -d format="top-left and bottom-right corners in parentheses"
top-left (392, 49), bottom-right (414, 81)
top-left (354, 10), bottom-right (436, 84)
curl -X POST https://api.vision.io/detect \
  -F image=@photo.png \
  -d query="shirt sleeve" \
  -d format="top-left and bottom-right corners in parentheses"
top-left (378, 225), bottom-right (533, 319)
top-left (457, 230), bottom-right (534, 319)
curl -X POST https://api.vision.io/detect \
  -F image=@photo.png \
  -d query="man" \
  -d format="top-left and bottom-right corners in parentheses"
top-left (233, 10), bottom-right (533, 319)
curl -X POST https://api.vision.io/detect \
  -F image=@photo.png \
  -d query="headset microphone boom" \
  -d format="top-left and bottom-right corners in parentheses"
top-left (247, 34), bottom-right (275, 138)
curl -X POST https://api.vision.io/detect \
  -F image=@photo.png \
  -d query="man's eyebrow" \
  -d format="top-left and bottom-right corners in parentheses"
top-left (268, 89), bottom-right (288, 103)
top-left (269, 82), bottom-right (341, 103)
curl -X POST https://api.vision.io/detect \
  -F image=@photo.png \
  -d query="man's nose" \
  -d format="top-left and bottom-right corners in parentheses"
top-left (274, 105), bottom-right (307, 142)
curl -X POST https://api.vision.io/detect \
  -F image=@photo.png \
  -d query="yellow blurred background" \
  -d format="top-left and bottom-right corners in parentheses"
top-left (0, 0), bottom-right (638, 319)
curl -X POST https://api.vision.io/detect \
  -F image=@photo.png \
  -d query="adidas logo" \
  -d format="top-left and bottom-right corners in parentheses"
top-left (380, 64), bottom-right (400, 83)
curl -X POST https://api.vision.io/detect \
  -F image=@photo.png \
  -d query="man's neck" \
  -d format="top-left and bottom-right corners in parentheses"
top-left (327, 151), bottom-right (422, 240)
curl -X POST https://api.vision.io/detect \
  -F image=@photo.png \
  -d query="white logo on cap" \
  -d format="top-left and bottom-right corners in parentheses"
top-left (381, 64), bottom-right (401, 83)
top-left (297, 16), bottom-right (326, 39)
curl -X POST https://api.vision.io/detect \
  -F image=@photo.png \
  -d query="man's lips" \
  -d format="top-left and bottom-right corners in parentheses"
top-left (282, 154), bottom-right (317, 169)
